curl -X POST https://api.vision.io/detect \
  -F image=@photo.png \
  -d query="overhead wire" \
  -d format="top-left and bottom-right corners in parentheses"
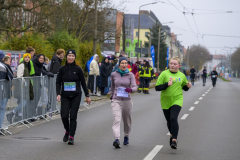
top-left (175, 0), bottom-right (200, 44)
top-left (155, 0), bottom-right (240, 14)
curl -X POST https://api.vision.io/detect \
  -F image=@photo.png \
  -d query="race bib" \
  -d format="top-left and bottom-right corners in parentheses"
top-left (64, 82), bottom-right (76, 91)
top-left (212, 75), bottom-right (216, 78)
top-left (117, 87), bottom-right (128, 97)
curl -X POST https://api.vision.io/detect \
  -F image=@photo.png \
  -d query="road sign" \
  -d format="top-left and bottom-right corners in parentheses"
top-left (135, 47), bottom-right (149, 54)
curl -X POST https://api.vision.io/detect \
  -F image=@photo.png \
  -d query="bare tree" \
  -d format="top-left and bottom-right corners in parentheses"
top-left (183, 45), bottom-right (211, 70)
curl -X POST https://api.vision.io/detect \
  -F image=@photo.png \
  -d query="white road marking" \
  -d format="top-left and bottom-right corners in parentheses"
top-left (194, 101), bottom-right (199, 104)
top-left (202, 94), bottom-right (205, 96)
top-left (143, 145), bottom-right (164, 160)
top-left (181, 114), bottom-right (189, 120)
top-left (199, 97), bottom-right (203, 100)
top-left (167, 132), bottom-right (170, 135)
top-left (205, 92), bottom-right (208, 94)
top-left (189, 107), bottom-right (195, 111)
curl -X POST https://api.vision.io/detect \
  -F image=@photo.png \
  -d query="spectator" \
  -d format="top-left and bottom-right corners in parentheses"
top-left (3, 55), bottom-right (13, 74)
top-left (6, 53), bottom-right (34, 124)
top-left (100, 57), bottom-right (110, 95)
top-left (19, 47), bottom-right (36, 76)
top-left (186, 70), bottom-right (190, 80)
top-left (128, 57), bottom-right (133, 68)
top-left (44, 57), bottom-right (50, 71)
top-left (49, 49), bottom-right (65, 74)
top-left (0, 51), bottom-right (13, 133)
top-left (32, 54), bottom-right (54, 77)
top-left (89, 54), bottom-right (100, 96)
top-left (132, 61), bottom-right (140, 75)
top-left (111, 55), bottom-right (119, 73)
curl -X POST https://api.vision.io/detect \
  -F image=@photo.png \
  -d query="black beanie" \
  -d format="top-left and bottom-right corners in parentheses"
top-left (119, 57), bottom-right (128, 64)
top-left (66, 49), bottom-right (76, 57)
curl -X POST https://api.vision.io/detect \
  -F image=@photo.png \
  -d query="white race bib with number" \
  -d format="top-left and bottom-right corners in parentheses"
top-left (117, 87), bottom-right (128, 97)
top-left (212, 75), bottom-right (216, 78)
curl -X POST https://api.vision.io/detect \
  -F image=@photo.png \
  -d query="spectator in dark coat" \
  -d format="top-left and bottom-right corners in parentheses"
top-left (100, 57), bottom-right (110, 95)
top-left (49, 49), bottom-right (65, 74)
top-left (132, 61), bottom-right (140, 75)
top-left (32, 54), bottom-right (54, 77)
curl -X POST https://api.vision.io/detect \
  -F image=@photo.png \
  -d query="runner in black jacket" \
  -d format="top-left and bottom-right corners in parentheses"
top-left (190, 66), bottom-right (196, 86)
top-left (56, 49), bottom-right (91, 145)
top-left (210, 68), bottom-right (218, 88)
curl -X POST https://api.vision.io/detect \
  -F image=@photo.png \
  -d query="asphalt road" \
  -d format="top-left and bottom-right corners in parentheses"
top-left (0, 78), bottom-right (240, 160)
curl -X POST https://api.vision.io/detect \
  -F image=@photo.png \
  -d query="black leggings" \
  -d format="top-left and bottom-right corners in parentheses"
top-left (212, 78), bottom-right (217, 86)
top-left (203, 76), bottom-right (206, 84)
top-left (163, 105), bottom-right (181, 139)
top-left (61, 95), bottom-right (81, 137)
top-left (191, 78), bottom-right (194, 84)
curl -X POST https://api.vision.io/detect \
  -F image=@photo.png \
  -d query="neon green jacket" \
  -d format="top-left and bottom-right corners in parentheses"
top-left (19, 58), bottom-right (35, 76)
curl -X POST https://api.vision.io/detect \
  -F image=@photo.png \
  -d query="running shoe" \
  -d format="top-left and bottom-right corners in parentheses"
top-left (68, 137), bottom-right (74, 145)
top-left (171, 140), bottom-right (177, 149)
top-left (113, 139), bottom-right (121, 148)
top-left (123, 136), bottom-right (129, 145)
top-left (63, 132), bottom-right (69, 142)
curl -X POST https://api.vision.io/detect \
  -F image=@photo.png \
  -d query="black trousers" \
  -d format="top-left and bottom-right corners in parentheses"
top-left (212, 78), bottom-right (217, 87)
top-left (163, 105), bottom-right (182, 139)
top-left (139, 77), bottom-right (144, 91)
top-left (144, 79), bottom-right (150, 90)
top-left (191, 78), bottom-right (194, 84)
top-left (203, 76), bottom-right (206, 84)
top-left (61, 95), bottom-right (81, 137)
top-left (89, 75), bottom-right (97, 94)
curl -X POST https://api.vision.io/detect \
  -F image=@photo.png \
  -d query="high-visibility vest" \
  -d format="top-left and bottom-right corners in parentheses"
top-left (140, 67), bottom-right (154, 78)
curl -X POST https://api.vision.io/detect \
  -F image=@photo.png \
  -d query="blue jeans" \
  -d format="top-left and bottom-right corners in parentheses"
top-left (104, 76), bottom-right (111, 94)
top-left (104, 87), bottom-right (109, 94)
top-left (0, 98), bottom-right (8, 129)
top-left (13, 100), bottom-right (27, 114)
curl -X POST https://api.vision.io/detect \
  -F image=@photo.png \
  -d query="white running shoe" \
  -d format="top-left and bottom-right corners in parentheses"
top-left (95, 93), bottom-right (101, 97)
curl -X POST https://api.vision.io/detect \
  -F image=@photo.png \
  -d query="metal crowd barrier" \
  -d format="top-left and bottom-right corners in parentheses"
top-left (0, 75), bottom-right (87, 136)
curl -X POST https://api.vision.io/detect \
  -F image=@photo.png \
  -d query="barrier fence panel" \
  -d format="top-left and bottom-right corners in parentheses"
top-left (0, 75), bottom-right (90, 136)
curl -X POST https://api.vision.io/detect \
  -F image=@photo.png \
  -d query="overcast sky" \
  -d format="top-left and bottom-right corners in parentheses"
top-left (116, 0), bottom-right (240, 55)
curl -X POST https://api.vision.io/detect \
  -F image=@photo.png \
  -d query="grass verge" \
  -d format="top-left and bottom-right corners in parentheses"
top-left (219, 77), bottom-right (232, 82)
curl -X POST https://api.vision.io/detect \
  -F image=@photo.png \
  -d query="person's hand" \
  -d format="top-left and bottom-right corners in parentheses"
top-left (186, 82), bottom-right (192, 88)
top-left (168, 80), bottom-right (173, 86)
top-left (125, 88), bottom-right (132, 93)
top-left (86, 97), bottom-right (91, 105)
top-left (57, 95), bottom-right (61, 102)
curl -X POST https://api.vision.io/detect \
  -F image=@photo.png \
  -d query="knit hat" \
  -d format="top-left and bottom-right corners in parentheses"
top-left (23, 53), bottom-right (31, 60)
top-left (119, 57), bottom-right (128, 64)
top-left (0, 50), bottom-right (5, 59)
top-left (66, 49), bottom-right (76, 57)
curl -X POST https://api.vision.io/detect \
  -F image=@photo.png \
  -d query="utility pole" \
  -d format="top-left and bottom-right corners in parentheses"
top-left (93, 0), bottom-right (98, 55)
top-left (157, 26), bottom-right (161, 72)
top-left (187, 46), bottom-right (189, 69)
top-left (148, 30), bottom-right (151, 57)
top-left (137, 9), bottom-right (141, 61)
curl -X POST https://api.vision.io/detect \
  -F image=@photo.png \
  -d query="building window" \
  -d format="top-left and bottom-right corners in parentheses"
top-left (136, 32), bottom-right (138, 37)
top-left (145, 32), bottom-right (149, 37)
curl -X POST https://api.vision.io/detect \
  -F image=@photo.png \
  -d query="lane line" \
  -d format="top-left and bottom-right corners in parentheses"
top-left (194, 101), bottom-right (199, 104)
top-left (202, 94), bottom-right (205, 96)
top-left (143, 145), bottom-right (164, 160)
top-left (181, 114), bottom-right (189, 120)
top-left (205, 92), bottom-right (208, 94)
top-left (167, 132), bottom-right (170, 135)
top-left (199, 97), bottom-right (203, 100)
top-left (189, 107), bottom-right (195, 111)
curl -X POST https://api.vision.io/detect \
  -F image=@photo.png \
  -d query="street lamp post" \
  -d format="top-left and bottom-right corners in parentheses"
top-left (137, 2), bottom-right (157, 61)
